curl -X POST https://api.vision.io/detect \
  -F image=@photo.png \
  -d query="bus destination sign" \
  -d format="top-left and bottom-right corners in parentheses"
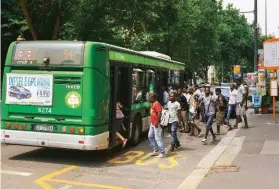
top-left (14, 60), bottom-right (38, 65)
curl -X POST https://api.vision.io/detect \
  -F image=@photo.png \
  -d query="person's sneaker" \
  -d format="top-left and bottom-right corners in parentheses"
top-left (150, 151), bottom-right (159, 156)
top-left (168, 146), bottom-right (175, 152)
top-left (122, 139), bottom-right (128, 148)
top-left (156, 153), bottom-right (166, 158)
top-left (175, 143), bottom-right (182, 150)
top-left (202, 138), bottom-right (207, 145)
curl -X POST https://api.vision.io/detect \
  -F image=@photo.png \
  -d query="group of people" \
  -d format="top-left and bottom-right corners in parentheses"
top-left (115, 78), bottom-right (249, 158)
top-left (148, 78), bottom-right (249, 157)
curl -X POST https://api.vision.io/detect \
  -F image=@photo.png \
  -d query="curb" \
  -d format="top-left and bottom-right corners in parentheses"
top-left (176, 128), bottom-right (239, 189)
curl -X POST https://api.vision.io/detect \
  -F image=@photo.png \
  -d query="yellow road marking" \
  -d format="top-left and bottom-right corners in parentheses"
top-left (48, 179), bottom-right (133, 189)
top-left (35, 165), bottom-right (133, 189)
top-left (35, 165), bottom-right (78, 189)
top-left (159, 155), bottom-right (184, 169)
top-left (135, 153), bottom-right (158, 166)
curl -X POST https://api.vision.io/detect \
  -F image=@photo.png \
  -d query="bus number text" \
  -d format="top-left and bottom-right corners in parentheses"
top-left (38, 107), bottom-right (52, 113)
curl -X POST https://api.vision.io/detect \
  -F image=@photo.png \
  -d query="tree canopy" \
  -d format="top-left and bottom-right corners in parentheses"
top-left (2, 0), bottom-right (267, 83)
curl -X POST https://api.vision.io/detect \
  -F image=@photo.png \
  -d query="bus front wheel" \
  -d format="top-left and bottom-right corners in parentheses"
top-left (130, 115), bottom-right (142, 146)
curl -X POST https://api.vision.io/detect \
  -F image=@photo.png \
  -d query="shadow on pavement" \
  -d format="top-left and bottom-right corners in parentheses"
top-left (8, 144), bottom-right (132, 167)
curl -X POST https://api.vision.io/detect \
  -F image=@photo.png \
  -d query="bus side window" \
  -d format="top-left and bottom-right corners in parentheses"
top-left (145, 69), bottom-right (155, 101)
top-left (132, 68), bottom-right (144, 103)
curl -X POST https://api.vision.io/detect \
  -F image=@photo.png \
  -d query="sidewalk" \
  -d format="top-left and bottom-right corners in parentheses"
top-left (196, 112), bottom-right (279, 189)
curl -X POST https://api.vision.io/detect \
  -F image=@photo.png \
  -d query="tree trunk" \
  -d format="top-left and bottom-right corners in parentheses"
top-left (52, 0), bottom-right (62, 40)
top-left (193, 72), bottom-right (197, 86)
top-left (19, 0), bottom-right (37, 40)
top-left (204, 68), bottom-right (208, 83)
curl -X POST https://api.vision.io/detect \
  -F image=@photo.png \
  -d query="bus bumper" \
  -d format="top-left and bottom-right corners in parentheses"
top-left (1, 130), bottom-right (109, 150)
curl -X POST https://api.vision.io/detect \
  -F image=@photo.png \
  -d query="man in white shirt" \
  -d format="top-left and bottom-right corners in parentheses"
top-left (167, 93), bottom-right (182, 152)
top-left (225, 84), bottom-right (238, 124)
top-left (161, 86), bottom-right (169, 109)
top-left (235, 79), bottom-right (248, 129)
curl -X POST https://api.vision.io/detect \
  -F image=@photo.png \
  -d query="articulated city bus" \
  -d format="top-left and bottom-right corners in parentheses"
top-left (1, 41), bottom-right (185, 150)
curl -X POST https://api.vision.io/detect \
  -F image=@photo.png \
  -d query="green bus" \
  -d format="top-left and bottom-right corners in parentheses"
top-left (1, 41), bottom-right (185, 150)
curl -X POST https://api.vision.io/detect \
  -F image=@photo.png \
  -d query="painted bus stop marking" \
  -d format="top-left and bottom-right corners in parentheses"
top-left (35, 165), bottom-right (132, 189)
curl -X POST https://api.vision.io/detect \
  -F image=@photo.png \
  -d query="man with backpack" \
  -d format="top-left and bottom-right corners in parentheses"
top-left (177, 88), bottom-right (189, 133)
top-left (215, 88), bottom-right (233, 135)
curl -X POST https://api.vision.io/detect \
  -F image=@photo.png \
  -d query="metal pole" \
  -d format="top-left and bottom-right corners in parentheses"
top-left (265, 0), bottom-right (267, 36)
top-left (254, 0), bottom-right (258, 72)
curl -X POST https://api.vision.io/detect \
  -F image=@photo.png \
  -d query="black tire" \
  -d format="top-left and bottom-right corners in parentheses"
top-left (130, 115), bottom-right (142, 146)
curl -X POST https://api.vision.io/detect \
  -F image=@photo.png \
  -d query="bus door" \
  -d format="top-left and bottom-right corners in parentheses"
top-left (109, 65), bottom-right (132, 147)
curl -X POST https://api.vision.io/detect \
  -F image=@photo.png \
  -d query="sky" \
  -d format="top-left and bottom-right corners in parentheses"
top-left (223, 0), bottom-right (279, 37)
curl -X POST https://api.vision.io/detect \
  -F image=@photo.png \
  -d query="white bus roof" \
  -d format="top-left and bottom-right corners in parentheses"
top-left (139, 51), bottom-right (171, 60)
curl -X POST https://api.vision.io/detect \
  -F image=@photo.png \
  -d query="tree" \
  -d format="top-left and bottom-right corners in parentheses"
top-left (216, 3), bottom-right (254, 81)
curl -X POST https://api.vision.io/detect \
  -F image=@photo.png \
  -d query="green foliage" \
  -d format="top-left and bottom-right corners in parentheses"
top-left (262, 75), bottom-right (272, 106)
top-left (1, 0), bottom-right (260, 83)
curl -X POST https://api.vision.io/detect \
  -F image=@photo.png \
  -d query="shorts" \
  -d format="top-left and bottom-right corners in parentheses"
top-left (236, 103), bottom-right (246, 116)
top-left (188, 112), bottom-right (195, 123)
top-left (116, 118), bottom-right (124, 131)
top-left (216, 111), bottom-right (225, 125)
top-left (182, 111), bottom-right (188, 122)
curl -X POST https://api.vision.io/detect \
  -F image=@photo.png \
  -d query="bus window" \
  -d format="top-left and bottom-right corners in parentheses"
top-left (132, 68), bottom-right (144, 103)
top-left (145, 69), bottom-right (155, 101)
top-left (13, 41), bottom-right (83, 65)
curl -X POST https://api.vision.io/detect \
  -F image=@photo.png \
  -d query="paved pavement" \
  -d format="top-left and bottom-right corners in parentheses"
top-left (197, 113), bottom-right (279, 189)
top-left (1, 120), bottom-right (232, 189)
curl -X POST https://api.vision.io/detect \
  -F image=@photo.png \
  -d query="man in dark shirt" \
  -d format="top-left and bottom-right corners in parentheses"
top-left (177, 88), bottom-right (189, 133)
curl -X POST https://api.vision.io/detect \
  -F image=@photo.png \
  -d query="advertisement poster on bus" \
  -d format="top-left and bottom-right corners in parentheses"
top-left (5, 73), bottom-right (53, 106)
top-left (233, 65), bottom-right (241, 79)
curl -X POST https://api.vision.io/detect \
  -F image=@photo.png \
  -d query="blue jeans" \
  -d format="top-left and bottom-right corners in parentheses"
top-left (226, 104), bottom-right (235, 121)
top-left (148, 124), bottom-right (165, 154)
top-left (204, 115), bottom-right (214, 129)
top-left (170, 121), bottom-right (180, 147)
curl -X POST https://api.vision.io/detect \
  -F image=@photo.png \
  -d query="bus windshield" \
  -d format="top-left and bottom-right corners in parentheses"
top-left (13, 41), bottom-right (84, 65)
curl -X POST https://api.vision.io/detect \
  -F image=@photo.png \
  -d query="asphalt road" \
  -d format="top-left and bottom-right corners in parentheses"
top-left (1, 127), bottom-right (226, 189)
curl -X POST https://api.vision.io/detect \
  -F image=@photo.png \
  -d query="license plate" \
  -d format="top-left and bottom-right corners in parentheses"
top-left (32, 124), bottom-right (57, 132)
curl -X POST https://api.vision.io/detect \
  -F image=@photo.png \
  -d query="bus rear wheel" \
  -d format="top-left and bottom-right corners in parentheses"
top-left (130, 115), bottom-right (142, 146)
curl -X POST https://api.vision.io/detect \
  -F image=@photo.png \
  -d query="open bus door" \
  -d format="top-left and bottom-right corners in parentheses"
top-left (109, 64), bottom-right (132, 147)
